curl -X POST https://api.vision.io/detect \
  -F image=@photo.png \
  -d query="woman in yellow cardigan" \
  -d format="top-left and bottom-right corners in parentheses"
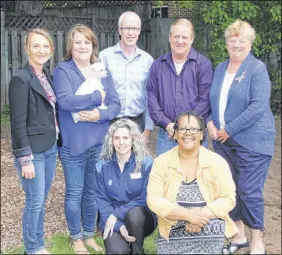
top-left (147, 111), bottom-right (238, 254)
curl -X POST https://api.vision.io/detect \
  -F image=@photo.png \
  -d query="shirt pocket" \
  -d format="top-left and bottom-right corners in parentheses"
top-left (164, 171), bottom-right (181, 202)
top-left (126, 178), bottom-right (143, 197)
top-left (202, 170), bottom-right (220, 199)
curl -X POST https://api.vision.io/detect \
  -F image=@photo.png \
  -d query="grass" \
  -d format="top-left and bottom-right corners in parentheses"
top-left (1, 104), bottom-right (10, 124)
top-left (6, 229), bottom-right (158, 254)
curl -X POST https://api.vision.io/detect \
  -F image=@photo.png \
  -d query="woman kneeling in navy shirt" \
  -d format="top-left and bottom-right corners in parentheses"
top-left (94, 118), bottom-right (157, 254)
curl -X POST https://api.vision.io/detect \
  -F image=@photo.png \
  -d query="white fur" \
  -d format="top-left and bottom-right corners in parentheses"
top-left (72, 62), bottom-right (108, 123)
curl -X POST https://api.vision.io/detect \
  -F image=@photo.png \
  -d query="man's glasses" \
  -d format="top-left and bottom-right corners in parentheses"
top-left (176, 126), bottom-right (202, 135)
top-left (120, 27), bottom-right (140, 33)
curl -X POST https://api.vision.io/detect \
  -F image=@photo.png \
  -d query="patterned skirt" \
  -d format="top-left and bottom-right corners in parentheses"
top-left (157, 218), bottom-right (226, 254)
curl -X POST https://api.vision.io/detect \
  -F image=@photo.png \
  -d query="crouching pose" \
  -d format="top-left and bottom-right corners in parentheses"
top-left (147, 111), bottom-right (238, 254)
top-left (94, 118), bottom-right (157, 254)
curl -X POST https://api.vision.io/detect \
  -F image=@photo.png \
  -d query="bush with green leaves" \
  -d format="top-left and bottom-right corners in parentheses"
top-left (174, 0), bottom-right (281, 115)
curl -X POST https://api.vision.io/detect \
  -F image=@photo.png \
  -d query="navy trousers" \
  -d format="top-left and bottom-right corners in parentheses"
top-left (213, 137), bottom-right (272, 231)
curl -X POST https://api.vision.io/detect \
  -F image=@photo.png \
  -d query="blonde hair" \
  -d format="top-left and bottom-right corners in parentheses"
top-left (24, 28), bottom-right (54, 54)
top-left (100, 118), bottom-right (151, 173)
top-left (170, 18), bottom-right (195, 39)
top-left (225, 19), bottom-right (256, 44)
top-left (65, 24), bottom-right (99, 63)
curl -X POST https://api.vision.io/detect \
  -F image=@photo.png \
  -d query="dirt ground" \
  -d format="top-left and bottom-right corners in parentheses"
top-left (1, 118), bottom-right (281, 254)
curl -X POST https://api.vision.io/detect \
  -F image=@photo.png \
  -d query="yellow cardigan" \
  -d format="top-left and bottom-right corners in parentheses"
top-left (147, 146), bottom-right (238, 240)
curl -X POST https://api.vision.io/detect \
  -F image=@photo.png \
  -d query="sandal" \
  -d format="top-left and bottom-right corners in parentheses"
top-left (222, 241), bottom-right (249, 254)
top-left (70, 239), bottom-right (90, 254)
top-left (84, 238), bottom-right (104, 252)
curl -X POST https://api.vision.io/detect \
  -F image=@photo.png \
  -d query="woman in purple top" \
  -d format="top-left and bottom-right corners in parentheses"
top-left (53, 24), bottom-right (121, 254)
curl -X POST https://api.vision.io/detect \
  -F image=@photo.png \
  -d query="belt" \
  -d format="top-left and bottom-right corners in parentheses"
top-left (114, 112), bottom-right (144, 122)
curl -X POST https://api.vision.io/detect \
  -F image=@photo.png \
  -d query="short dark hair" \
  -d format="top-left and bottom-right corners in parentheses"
top-left (173, 111), bottom-right (206, 145)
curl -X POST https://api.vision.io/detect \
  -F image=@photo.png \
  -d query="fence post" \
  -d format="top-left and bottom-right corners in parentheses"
top-left (1, 8), bottom-right (5, 111)
top-left (91, 14), bottom-right (96, 32)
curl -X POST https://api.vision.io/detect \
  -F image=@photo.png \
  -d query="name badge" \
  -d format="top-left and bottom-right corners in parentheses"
top-left (130, 172), bottom-right (142, 179)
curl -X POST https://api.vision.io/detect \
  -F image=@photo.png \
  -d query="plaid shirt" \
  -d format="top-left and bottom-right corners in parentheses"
top-left (18, 66), bottom-right (59, 166)
top-left (99, 42), bottom-right (154, 130)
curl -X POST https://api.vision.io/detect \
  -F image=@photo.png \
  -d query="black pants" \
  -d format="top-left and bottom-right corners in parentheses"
top-left (110, 113), bottom-right (145, 132)
top-left (104, 207), bottom-right (156, 254)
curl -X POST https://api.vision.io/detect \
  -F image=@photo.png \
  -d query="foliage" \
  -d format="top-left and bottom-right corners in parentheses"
top-left (6, 230), bottom-right (158, 254)
top-left (175, 0), bottom-right (281, 115)
top-left (1, 104), bottom-right (10, 124)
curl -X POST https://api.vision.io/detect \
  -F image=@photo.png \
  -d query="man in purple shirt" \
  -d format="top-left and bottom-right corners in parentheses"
top-left (147, 18), bottom-right (213, 155)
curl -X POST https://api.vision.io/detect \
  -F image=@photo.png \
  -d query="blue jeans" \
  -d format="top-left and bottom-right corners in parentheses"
top-left (59, 144), bottom-right (102, 240)
top-left (156, 128), bottom-right (209, 156)
top-left (14, 143), bottom-right (57, 254)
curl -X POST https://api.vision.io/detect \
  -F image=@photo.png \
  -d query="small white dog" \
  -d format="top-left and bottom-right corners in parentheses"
top-left (72, 62), bottom-right (108, 123)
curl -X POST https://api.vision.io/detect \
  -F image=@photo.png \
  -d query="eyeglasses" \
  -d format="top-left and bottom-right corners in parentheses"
top-left (120, 27), bottom-right (140, 33)
top-left (176, 127), bottom-right (202, 135)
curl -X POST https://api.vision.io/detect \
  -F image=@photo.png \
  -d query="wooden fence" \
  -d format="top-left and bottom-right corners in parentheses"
top-left (0, 28), bottom-right (151, 109)
top-left (0, 9), bottom-right (154, 111)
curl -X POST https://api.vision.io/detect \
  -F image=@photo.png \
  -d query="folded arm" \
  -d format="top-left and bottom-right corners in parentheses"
top-left (53, 67), bottom-right (102, 112)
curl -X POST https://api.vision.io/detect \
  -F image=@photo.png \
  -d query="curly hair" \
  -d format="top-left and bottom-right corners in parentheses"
top-left (100, 118), bottom-right (151, 172)
top-left (173, 111), bottom-right (206, 145)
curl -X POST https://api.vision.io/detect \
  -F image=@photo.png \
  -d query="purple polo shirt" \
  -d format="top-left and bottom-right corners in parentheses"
top-left (147, 48), bottom-right (213, 129)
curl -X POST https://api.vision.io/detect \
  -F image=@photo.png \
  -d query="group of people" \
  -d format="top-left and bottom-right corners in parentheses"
top-left (8, 10), bottom-right (276, 255)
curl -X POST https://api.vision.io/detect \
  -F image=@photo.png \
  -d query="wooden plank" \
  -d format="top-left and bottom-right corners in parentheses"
top-left (114, 32), bottom-right (120, 44)
top-left (91, 14), bottom-right (96, 32)
top-left (100, 32), bottom-right (106, 51)
top-left (107, 32), bottom-right (112, 48)
top-left (1, 8), bottom-right (6, 110)
top-left (5, 30), bottom-right (9, 105)
top-left (11, 30), bottom-right (19, 76)
top-left (56, 31), bottom-right (64, 63)
top-left (21, 30), bottom-right (28, 67)
top-left (145, 30), bottom-right (151, 56)
top-left (1, 29), bottom-right (5, 111)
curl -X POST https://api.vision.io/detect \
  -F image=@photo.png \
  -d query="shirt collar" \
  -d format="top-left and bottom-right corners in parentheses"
top-left (167, 146), bottom-right (211, 172)
top-left (114, 41), bottom-right (143, 57)
top-left (161, 47), bottom-right (198, 63)
top-left (67, 58), bottom-right (78, 70)
top-left (112, 151), bottom-right (135, 164)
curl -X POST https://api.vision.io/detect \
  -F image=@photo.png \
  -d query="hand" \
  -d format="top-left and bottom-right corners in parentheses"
top-left (120, 225), bottom-right (136, 242)
top-left (22, 164), bottom-right (35, 179)
top-left (96, 88), bottom-right (106, 102)
top-left (142, 129), bottom-right (151, 144)
top-left (207, 121), bottom-right (218, 140)
top-left (78, 108), bottom-right (100, 122)
top-left (166, 123), bottom-right (175, 139)
top-left (186, 207), bottom-right (209, 228)
top-left (217, 128), bottom-right (230, 143)
top-left (185, 222), bottom-right (202, 232)
top-left (200, 206), bottom-right (216, 219)
top-left (103, 214), bottom-right (117, 240)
